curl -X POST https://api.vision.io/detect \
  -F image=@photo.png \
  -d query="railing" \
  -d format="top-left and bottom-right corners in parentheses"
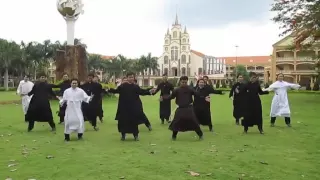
top-left (276, 70), bottom-right (317, 74)
top-left (276, 57), bottom-right (294, 61)
top-left (276, 57), bottom-right (316, 62)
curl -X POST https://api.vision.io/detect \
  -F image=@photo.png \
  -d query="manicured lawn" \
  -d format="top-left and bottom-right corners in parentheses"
top-left (0, 91), bottom-right (20, 102)
top-left (0, 93), bottom-right (319, 180)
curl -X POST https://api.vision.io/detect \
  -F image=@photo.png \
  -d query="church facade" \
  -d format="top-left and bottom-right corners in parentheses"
top-left (137, 15), bottom-right (227, 86)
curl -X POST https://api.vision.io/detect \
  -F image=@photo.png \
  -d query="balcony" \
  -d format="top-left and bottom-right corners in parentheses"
top-left (276, 70), bottom-right (317, 75)
top-left (276, 57), bottom-right (295, 62)
top-left (276, 57), bottom-right (317, 62)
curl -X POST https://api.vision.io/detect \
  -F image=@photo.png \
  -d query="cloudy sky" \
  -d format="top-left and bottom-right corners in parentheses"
top-left (0, 0), bottom-right (283, 58)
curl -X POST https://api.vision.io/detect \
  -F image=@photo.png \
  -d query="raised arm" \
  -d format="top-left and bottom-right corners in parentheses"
top-left (258, 85), bottom-right (269, 95)
top-left (108, 87), bottom-right (120, 94)
top-left (152, 83), bottom-right (161, 95)
top-left (81, 89), bottom-right (92, 103)
top-left (286, 82), bottom-right (301, 90)
top-left (207, 85), bottom-right (223, 94)
top-left (138, 86), bottom-right (152, 96)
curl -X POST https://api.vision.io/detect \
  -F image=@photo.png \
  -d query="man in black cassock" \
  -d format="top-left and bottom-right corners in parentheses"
top-left (229, 74), bottom-right (246, 125)
top-left (108, 72), bottom-right (153, 141)
top-left (193, 78), bottom-right (223, 132)
top-left (241, 72), bottom-right (269, 134)
top-left (152, 73), bottom-right (174, 124)
top-left (51, 73), bottom-right (71, 124)
top-left (26, 73), bottom-right (59, 132)
top-left (93, 75), bottom-right (104, 123)
top-left (80, 73), bottom-right (103, 131)
top-left (160, 76), bottom-right (204, 140)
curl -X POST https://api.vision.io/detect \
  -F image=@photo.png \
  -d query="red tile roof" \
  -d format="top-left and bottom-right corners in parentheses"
top-left (191, 50), bottom-right (205, 57)
top-left (101, 55), bottom-right (115, 60)
top-left (217, 56), bottom-right (271, 66)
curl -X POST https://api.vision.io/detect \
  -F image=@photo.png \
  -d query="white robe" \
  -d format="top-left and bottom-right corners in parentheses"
top-left (265, 81), bottom-right (300, 117)
top-left (60, 87), bottom-right (91, 134)
top-left (16, 80), bottom-right (34, 115)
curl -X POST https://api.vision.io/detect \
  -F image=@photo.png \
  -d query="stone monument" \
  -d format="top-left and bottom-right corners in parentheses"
top-left (55, 0), bottom-right (87, 81)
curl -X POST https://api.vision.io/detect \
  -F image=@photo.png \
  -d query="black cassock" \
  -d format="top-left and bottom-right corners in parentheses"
top-left (241, 81), bottom-right (269, 128)
top-left (51, 80), bottom-right (71, 123)
top-left (153, 81), bottom-right (174, 120)
top-left (229, 82), bottom-right (246, 120)
top-left (109, 83), bottom-right (151, 134)
top-left (193, 85), bottom-right (222, 127)
top-left (80, 82), bottom-right (103, 127)
top-left (26, 82), bottom-right (56, 129)
top-left (168, 86), bottom-right (201, 132)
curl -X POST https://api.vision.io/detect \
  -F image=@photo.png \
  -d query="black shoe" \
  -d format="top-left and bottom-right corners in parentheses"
top-left (134, 136), bottom-right (139, 141)
top-left (161, 120), bottom-right (164, 124)
top-left (171, 137), bottom-right (177, 141)
top-left (259, 130), bottom-right (264, 134)
top-left (199, 136), bottom-right (204, 140)
top-left (64, 139), bottom-right (70, 142)
top-left (236, 122), bottom-right (240, 125)
top-left (94, 127), bottom-right (99, 131)
top-left (287, 124), bottom-right (291, 127)
top-left (209, 126), bottom-right (213, 132)
top-left (78, 137), bottom-right (83, 140)
top-left (148, 126), bottom-right (152, 131)
top-left (121, 136), bottom-right (125, 141)
top-left (243, 130), bottom-right (247, 134)
top-left (51, 127), bottom-right (56, 132)
top-left (27, 129), bottom-right (32, 132)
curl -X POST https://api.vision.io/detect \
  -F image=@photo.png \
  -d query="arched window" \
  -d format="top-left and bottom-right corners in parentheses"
top-left (165, 40), bottom-right (168, 44)
top-left (173, 31), bottom-right (177, 38)
top-left (171, 46), bottom-right (178, 61)
top-left (164, 56), bottom-right (168, 64)
top-left (181, 67), bottom-right (186, 76)
top-left (181, 55), bottom-right (186, 64)
top-left (182, 39), bottom-right (186, 43)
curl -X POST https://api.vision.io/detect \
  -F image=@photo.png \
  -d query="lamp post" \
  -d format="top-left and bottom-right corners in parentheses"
top-left (57, 0), bottom-right (84, 45)
top-left (235, 45), bottom-right (239, 77)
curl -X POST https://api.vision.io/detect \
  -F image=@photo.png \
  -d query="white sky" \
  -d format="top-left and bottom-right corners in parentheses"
top-left (0, 0), bottom-right (283, 58)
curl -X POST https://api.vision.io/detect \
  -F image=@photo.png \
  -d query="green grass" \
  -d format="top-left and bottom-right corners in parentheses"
top-left (0, 91), bottom-right (20, 101)
top-left (0, 93), bottom-right (319, 180)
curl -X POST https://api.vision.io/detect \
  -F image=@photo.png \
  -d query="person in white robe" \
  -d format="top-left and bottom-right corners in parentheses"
top-left (263, 73), bottom-right (300, 127)
top-left (16, 75), bottom-right (34, 122)
top-left (60, 79), bottom-right (93, 141)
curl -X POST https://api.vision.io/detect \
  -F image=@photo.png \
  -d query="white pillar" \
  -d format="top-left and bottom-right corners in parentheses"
top-left (66, 18), bottom-right (76, 45)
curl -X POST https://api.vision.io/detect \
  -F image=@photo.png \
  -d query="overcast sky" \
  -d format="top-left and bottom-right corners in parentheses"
top-left (0, 0), bottom-right (283, 58)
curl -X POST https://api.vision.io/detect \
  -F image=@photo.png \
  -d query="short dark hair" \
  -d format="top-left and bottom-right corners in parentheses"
top-left (203, 75), bottom-right (209, 79)
top-left (126, 72), bottom-right (135, 77)
top-left (70, 78), bottom-right (79, 83)
top-left (180, 76), bottom-right (188, 81)
top-left (24, 74), bottom-right (30, 78)
top-left (38, 72), bottom-right (47, 77)
top-left (88, 73), bottom-right (95, 77)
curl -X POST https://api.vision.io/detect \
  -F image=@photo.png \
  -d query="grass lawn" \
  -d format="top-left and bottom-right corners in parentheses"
top-left (0, 91), bottom-right (20, 102)
top-left (0, 93), bottom-right (319, 180)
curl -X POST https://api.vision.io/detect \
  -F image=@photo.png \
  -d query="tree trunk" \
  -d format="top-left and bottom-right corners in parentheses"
top-left (55, 45), bottom-right (88, 81)
top-left (4, 68), bottom-right (9, 91)
top-left (142, 73), bottom-right (145, 86)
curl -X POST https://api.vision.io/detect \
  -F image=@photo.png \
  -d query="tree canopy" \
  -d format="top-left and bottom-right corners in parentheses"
top-left (271, 0), bottom-right (320, 49)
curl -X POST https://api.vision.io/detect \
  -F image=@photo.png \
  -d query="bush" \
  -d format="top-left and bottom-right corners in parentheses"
top-left (312, 81), bottom-right (319, 91)
top-left (216, 81), bottom-right (220, 88)
top-left (221, 81), bottom-right (227, 88)
top-left (0, 87), bottom-right (16, 91)
top-left (306, 83), bottom-right (312, 90)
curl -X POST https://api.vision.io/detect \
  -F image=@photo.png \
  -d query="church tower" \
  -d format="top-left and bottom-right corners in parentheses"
top-left (161, 14), bottom-right (191, 77)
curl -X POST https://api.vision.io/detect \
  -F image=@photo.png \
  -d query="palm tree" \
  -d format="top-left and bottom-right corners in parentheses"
top-left (145, 53), bottom-right (158, 85)
top-left (0, 39), bottom-right (21, 90)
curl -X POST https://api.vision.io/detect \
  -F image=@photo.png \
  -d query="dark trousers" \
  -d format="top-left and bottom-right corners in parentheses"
top-left (59, 116), bottom-right (64, 123)
top-left (244, 124), bottom-right (263, 132)
top-left (121, 132), bottom-right (138, 137)
top-left (64, 133), bottom-right (83, 141)
top-left (90, 118), bottom-right (97, 127)
top-left (144, 119), bottom-right (151, 127)
top-left (28, 120), bottom-right (56, 131)
top-left (172, 129), bottom-right (203, 138)
top-left (271, 117), bottom-right (291, 124)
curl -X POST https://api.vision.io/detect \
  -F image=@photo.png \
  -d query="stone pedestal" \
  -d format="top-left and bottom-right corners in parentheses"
top-left (55, 45), bottom-right (87, 81)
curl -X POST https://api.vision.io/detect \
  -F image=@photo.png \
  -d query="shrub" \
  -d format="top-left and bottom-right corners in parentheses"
top-left (216, 81), bottom-right (220, 88)
top-left (221, 81), bottom-right (227, 88)
top-left (0, 87), bottom-right (16, 91)
top-left (306, 83), bottom-right (312, 90)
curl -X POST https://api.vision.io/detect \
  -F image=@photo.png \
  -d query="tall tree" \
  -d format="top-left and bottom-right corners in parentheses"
top-left (0, 39), bottom-right (21, 90)
top-left (145, 53), bottom-right (158, 85)
top-left (271, 0), bottom-right (320, 49)
top-left (233, 65), bottom-right (249, 82)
